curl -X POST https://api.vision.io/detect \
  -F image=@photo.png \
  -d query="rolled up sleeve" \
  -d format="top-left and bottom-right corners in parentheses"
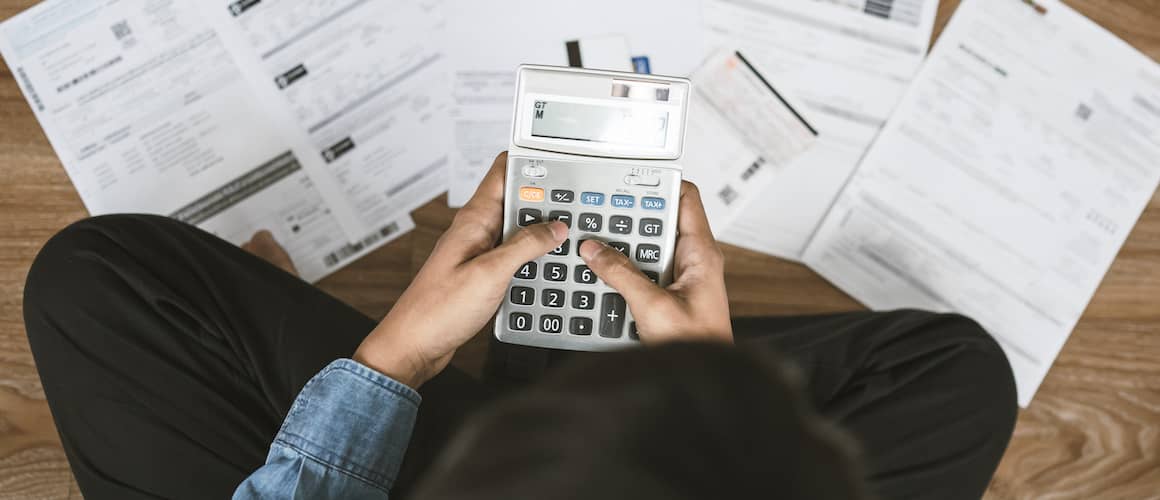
top-left (233, 359), bottom-right (421, 499)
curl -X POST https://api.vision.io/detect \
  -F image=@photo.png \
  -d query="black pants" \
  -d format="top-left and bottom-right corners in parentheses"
top-left (23, 215), bottom-right (1017, 500)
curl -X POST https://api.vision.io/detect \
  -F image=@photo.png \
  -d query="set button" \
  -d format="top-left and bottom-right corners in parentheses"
top-left (580, 192), bottom-right (605, 206)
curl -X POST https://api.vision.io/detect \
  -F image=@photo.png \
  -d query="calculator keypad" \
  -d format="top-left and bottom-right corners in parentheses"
top-left (500, 156), bottom-right (679, 349)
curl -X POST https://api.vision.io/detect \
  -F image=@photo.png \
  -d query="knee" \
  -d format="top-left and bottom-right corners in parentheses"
top-left (930, 312), bottom-right (1018, 435)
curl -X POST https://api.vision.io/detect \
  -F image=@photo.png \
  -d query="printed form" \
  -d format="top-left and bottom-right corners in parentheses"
top-left (443, 0), bottom-right (707, 207)
top-left (801, 0), bottom-right (1160, 405)
top-left (702, 0), bottom-right (939, 259)
top-left (0, 0), bottom-right (417, 282)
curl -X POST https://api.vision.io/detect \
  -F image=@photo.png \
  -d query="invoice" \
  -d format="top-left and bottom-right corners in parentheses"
top-left (802, 0), bottom-right (1160, 405)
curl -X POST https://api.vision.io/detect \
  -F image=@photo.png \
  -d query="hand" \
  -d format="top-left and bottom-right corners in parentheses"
top-left (353, 152), bottom-right (568, 388)
top-left (578, 182), bottom-right (732, 344)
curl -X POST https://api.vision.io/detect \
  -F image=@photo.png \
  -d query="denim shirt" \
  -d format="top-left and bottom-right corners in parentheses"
top-left (233, 359), bottom-right (421, 499)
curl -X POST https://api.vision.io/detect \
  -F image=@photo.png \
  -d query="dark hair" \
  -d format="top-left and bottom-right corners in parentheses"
top-left (411, 342), bottom-right (869, 500)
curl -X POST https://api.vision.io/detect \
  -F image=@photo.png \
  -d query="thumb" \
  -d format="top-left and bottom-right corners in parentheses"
top-left (579, 239), bottom-right (669, 308)
top-left (474, 221), bottom-right (568, 274)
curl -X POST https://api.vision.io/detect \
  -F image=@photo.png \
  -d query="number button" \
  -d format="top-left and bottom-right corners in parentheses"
top-left (609, 215), bottom-right (632, 235)
top-left (572, 291), bottom-right (595, 310)
top-left (608, 241), bottom-right (631, 258)
top-left (611, 195), bottom-right (635, 208)
top-left (551, 190), bottom-right (574, 203)
top-left (570, 317), bottom-right (593, 335)
top-left (545, 262), bottom-right (567, 282)
top-left (599, 293), bottom-right (627, 338)
top-left (642, 197), bottom-right (666, 210)
top-left (636, 244), bottom-right (661, 264)
top-left (548, 210), bottom-right (572, 228)
top-left (575, 265), bottom-right (597, 284)
top-left (542, 289), bottom-right (565, 308)
top-left (517, 208), bottom-right (542, 227)
top-left (509, 312), bottom-right (532, 331)
top-left (515, 261), bottom-right (537, 280)
top-left (510, 286), bottom-right (534, 305)
top-left (642, 270), bottom-right (659, 283)
top-left (540, 314), bottom-right (563, 334)
top-left (549, 239), bottom-right (570, 256)
top-left (580, 192), bottom-right (605, 206)
top-left (578, 213), bottom-right (602, 232)
top-left (640, 218), bottom-right (663, 237)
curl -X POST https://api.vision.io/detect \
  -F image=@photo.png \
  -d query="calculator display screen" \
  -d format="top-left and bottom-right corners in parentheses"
top-left (530, 100), bottom-right (668, 148)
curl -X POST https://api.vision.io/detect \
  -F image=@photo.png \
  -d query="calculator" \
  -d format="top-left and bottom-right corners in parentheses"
top-left (494, 65), bottom-right (692, 351)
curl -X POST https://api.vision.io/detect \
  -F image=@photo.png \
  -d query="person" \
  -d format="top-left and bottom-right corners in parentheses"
top-left (23, 153), bottom-right (1017, 500)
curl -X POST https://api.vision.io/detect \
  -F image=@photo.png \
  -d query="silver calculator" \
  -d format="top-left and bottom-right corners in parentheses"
top-left (494, 65), bottom-right (692, 351)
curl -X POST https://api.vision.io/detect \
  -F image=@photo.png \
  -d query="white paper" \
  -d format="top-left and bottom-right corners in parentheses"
top-left (703, 0), bottom-right (940, 259)
top-left (801, 0), bottom-right (1160, 406)
top-left (682, 49), bottom-right (818, 230)
top-left (196, 0), bottom-right (451, 239)
top-left (0, 0), bottom-right (415, 282)
top-left (444, 0), bottom-right (708, 207)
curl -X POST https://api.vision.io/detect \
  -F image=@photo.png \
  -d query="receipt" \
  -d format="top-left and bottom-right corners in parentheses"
top-left (0, 0), bottom-right (414, 282)
top-left (802, 0), bottom-right (1160, 406)
top-left (682, 49), bottom-right (818, 230)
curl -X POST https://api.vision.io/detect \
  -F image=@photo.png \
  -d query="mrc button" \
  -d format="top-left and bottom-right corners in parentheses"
top-left (636, 244), bottom-right (661, 263)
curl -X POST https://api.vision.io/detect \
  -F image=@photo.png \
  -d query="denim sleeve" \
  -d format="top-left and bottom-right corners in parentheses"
top-left (233, 359), bottom-right (421, 499)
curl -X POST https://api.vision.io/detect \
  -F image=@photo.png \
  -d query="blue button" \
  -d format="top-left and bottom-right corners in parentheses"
top-left (642, 197), bottom-right (666, 210)
top-left (581, 192), bottom-right (605, 206)
top-left (610, 195), bottom-right (635, 209)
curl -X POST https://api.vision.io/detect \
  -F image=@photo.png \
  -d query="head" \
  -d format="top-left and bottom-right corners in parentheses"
top-left (410, 343), bottom-right (869, 500)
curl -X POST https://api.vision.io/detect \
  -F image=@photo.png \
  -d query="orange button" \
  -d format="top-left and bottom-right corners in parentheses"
top-left (519, 186), bottom-right (545, 202)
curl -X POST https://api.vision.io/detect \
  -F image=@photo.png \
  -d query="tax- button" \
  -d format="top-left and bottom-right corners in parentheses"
top-left (640, 218), bottom-right (663, 237)
top-left (642, 197), bottom-right (666, 210)
top-left (636, 244), bottom-right (661, 263)
top-left (519, 186), bottom-right (545, 202)
top-left (610, 195), bottom-right (635, 208)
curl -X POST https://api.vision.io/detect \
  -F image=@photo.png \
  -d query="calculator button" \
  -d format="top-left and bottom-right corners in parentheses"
top-left (578, 213), bottom-right (603, 232)
top-left (574, 265), bottom-right (597, 284)
top-left (609, 215), bottom-right (632, 235)
top-left (515, 261), bottom-right (537, 280)
top-left (510, 312), bottom-right (532, 331)
top-left (599, 293), bottom-right (627, 338)
top-left (542, 289), bottom-right (565, 308)
top-left (550, 190), bottom-right (574, 203)
top-left (570, 317), bottom-right (593, 335)
top-left (548, 210), bottom-right (572, 227)
top-left (549, 239), bottom-right (570, 256)
top-left (572, 291), bottom-right (595, 309)
top-left (540, 314), bottom-right (563, 334)
top-left (580, 192), bottom-right (605, 206)
top-left (522, 165), bottom-right (547, 178)
top-left (517, 208), bottom-right (542, 226)
top-left (629, 322), bottom-right (639, 340)
top-left (608, 241), bottom-right (631, 258)
top-left (610, 195), bottom-right (635, 209)
top-left (625, 175), bottom-right (661, 187)
top-left (510, 286), bottom-right (535, 305)
top-left (519, 186), bottom-right (545, 202)
top-left (640, 218), bottom-right (663, 237)
top-left (642, 197), bottom-right (666, 210)
top-left (544, 263), bottom-right (567, 282)
top-left (636, 244), bottom-right (661, 264)
top-left (642, 270), bottom-right (659, 283)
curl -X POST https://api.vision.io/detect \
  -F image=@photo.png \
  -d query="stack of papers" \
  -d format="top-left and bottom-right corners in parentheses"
top-left (3, 0), bottom-right (1158, 405)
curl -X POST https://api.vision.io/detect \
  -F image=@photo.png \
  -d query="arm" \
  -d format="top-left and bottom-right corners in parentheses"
top-left (234, 152), bottom-right (568, 498)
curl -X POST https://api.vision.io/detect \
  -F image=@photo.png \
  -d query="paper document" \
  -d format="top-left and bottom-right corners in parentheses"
top-left (703, 0), bottom-right (940, 259)
top-left (682, 49), bottom-right (818, 229)
top-left (801, 0), bottom-right (1160, 406)
top-left (444, 0), bottom-right (708, 207)
top-left (197, 0), bottom-right (450, 239)
top-left (0, 0), bottom-right (415, 282)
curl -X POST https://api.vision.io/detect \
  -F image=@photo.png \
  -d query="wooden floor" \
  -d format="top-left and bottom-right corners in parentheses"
top-left (1, 0), bottom-right (1158, 498)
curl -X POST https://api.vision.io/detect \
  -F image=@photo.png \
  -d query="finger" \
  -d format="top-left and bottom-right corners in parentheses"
top-left (677, 181), bottom-right (714, 241)
top-left (673, 181), bottom-right (725, 271)
top-left (471, 221), bottom-right (568, 275)
top-left (460, 151), bottom-right (509, 214)
top-left (579, 239), bottom-right (670, 308)
top-left (432, 152), bottom-right (509, 263)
